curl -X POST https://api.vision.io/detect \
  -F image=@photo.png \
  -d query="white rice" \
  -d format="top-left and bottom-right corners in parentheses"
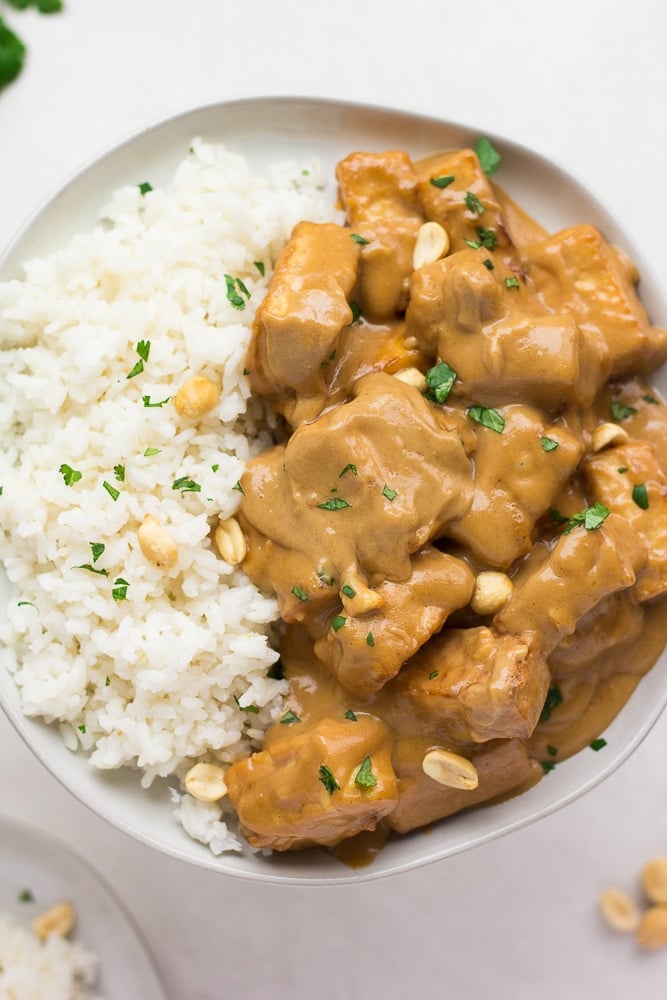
top-left (0, 912), bottom-right (102, 1000)
top-left (0, 139), bottom-right (335, 852)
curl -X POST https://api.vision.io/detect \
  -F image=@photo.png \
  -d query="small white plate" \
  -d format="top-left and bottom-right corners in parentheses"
top-left (0, 814), bottom-right (167, 997)
top-left (1, 96), bottom-right (666, 884)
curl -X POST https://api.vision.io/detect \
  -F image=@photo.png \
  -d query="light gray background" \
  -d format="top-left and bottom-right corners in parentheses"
top-left (1, 2), bottom-right (667, 997)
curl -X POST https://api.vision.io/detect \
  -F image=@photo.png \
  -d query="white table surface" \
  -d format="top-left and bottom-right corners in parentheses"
top-left (2, 1), bottom-right (667, 997)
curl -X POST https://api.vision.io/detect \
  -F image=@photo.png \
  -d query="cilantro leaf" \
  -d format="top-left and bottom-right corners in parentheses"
top-left (540, 684), bottom-right (563, 722)
top-left (430, 174), bottom-right (455, 189)
top-left (0, 17), bottom-right (26, 92)
top-left (355, 756), bottom-right (377, 789)
top-left (562, 501), bottom-right (610, 535)
top-left (280, 710), bottom-right (301, 724)
top-left (318, 497), bottom-right (351, 511)
top-left (541, 437), bottom-right (559, 452)
top-left (59, 463), bottom-right (82, 486)
top-left (425, 361), bottom-right (457, 404)
top-left (319, 764), bottom-right (340, 794)
top-left (465, 191), bottom-right (485, 215)
top-left (610, 401), bottom-right (637, 422)
top-left (632, 483), bottom-right (649, 509)
top-left (291, 585), bottom-right (308, 602)
top-left (475, 136), bottom-right (501, 176)
top-left (467, 406), bottom-right (505, 433)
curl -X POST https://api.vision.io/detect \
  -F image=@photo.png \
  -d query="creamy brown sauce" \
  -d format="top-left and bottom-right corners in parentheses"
top-left (222, 144), bottom-right (667, 860)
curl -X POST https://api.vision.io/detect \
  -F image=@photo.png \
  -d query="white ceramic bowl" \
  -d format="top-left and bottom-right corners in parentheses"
top-left (1, 97), bottom-right (666, 884)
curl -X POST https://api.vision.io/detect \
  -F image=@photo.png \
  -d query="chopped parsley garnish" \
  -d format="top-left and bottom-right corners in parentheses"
top-left (332, 615), bottom-right (347, 632)
top-left (341, 584), bottom-right (356, 598)
top-left (236, 278), bottom-right (250, 300)
top-left (267, 658), bottom-right (285, 680)
top-left (482, 257), bottom-right (494, 270)
top-left (541, 436), bottom-right (559, 452)
top-left (143, 447), bottom-right (161, 457)
top-left (349, 300), bottom-right (362, 324)
top-left (254, 261), bottom-right (265, 277)
top-left (562, 501), bottom-right (610, 534)
top-left (239, 703), bottom-right (259, 714)
top-left (476, 226), bottom-right (498, 249)
top-left (113, 464), bottom-right (125, 482)
top-left (172, 476), bottom-right (201, 493)
top-left (610, 401), bottom-right (637, 421)
top-left (18, 889), bottom-right (33, 903)
top-left (318, 497), bottom-right (351, 511)
top-left (17, 601), bottom-right (37, 609)
top-left (224, 274), bottom-right (245, 310)
top-left (59, 463), bottom-right (82, 486)
top-left (546, 745), bottom-right (559, 757)
top-left (112, 577), bottom-right (129, 601)
top-left (211, 463), bottom-right (219, 472)
top-left (467, 406), bottom-right (505, 433)
top-left (90, 542), bottom-right (105, 563)
top-left (643, 394), bottom-right (659, 404)
top-left (541, 760), bottom-right (556, 774)
top-left (142, 395), bottom-right (171, 408)
top-left (103, 480), bottom-right (120, 501)
top-left (505, 276), bottom-right (520, 289)
top-left (632, 483), bottom-right (649, 509)
top-left (464, 238), bottom-right (482, 250)
top-left (78, 724), bottom-right (86, 734)
top-left (618, 466), bottom-right (628, 474)
top-left (355, 756), bottom-right (377, 789)
top-left (350, 233), bottom-right (369, 245)
top-left (138, 181), bottom-right (153, 195)
top-left (280, 709), bottom-right (301, 724)
top-left (465, 191), bottom-right (484, 215)
top-left (338, 463), bottom-right (358, 478)
top-left (425, 361), bottom-right (457, 404)
top-left (550, 509), bottom-right (569, 525)
top-left (319, 764), bottom-right (340, 794)
top-left (0, 18), bottom-right (26, 92)
top-left (475, 136), bottom-right (501, 176)
top-left (291, 585), bottom-right (308, 602)
top-left (344, 709), bottom-right (358, 721)
top-left (540, 684), bottom-right (563, 722)
top-left (428, 670), bottom-right (439, 680)
top-left (75, 563), bottom-right (109, 577)
top-left (366, 632), bottom-right (375, 647)
top-left (382, 484), bottom-right (397, 502)
top-left (126, 359), bottom-right (144, 379)
top-left (0, 486), bottom-right (3, 495)
top-left (105, 676), bottom-right (111, 686)
top-left (590, 737), bottom-right (607, 751)
top-left (430, 174), bottom-right (455, 189)
top-left (317, 567), bottom-right (336, 587)
top-left (232, 480), bottom-right (244, 494)
top-left (126, 340), bottom-right (151, 379)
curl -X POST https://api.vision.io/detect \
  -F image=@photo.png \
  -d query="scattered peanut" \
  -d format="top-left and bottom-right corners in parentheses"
top-left (422, 748), bottom-right (479, 790)
top-left (32, 901), bottom-right (76, 941)
top-left (599, 887), bottom-right (641, 933)
top-left (214, 516), bottom-right (247, 565)
top-left (340, 571), bottom-right (385, 616)
top-left (636, 904), bottom-right (667, 951)
top-left (184, 761), bottom-right (228, 803)
top-left (138, 514), bottom-right (179, 569)
top-left (413, 221), bottom-right (450, 269)
top-left (174, 376), bottom-right (220, 419)
top-left (591, 421), bottom-right (629, 452)
top-left (640, 856), bottom-right (667, 904)
top-left (393, 367), bottom-right (428, 392)
top-left (470, 571), bottom-right (513, 616)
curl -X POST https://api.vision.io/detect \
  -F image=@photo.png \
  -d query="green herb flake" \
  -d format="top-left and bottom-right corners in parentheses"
top-left (618, 466), bottom-right (628, 474)
top-left (143, 447), bottom-right (161, 457)
top-left (136, 340), bottom-right (151, 362)
top-left (475, 136), bottom-right (501, 176)
top-left (172, 476), bottom-right (201, 493)
top-left (341, 584), bottom-right (356, 598)
top-left (476, 226), bottom-right (498, 250)
top-left (332, 614), bottom-right (347, 632)
top-left (550, 509), bottom-right (569, 525)
top-left (18, 889), bottom-right (33, 903)
top-left (0, 486), bottom-right (3, 495)
top-left (239, 703), bottom-right (259, 714)
top-left (318, 497), bottom-right (351, 511)
top-left (338, 463), bottom-right (358, 478)
top-left (540, 684), bottom-right (563, 722)
top-left (562, 501), bottom-right (610, 535)
top-left (90, 542), bottom-right (105, 562)
top-left (126, 359), bottom-right (144, 379)
top-left (113, 464), bottom-right (125, 483)
top-left (428, 670), bottom-right (439, 680)
top-left (541, 436), bottom-right (559, 452)
top-left (467, 406), bottom-right (505, 434)
top-left (102, 481), bottom-right (120, 501)
top-left (349, 300), bottom-right (362, 324)
top-left (17, 601), bottom-right (37, 609)
top-left (254, 261), bottom-right (265, 277)
top-left (142, 395), bottom-right (171, 408)
top-left (317, 567), bottom-right (336, 587)
top-left (105, 676), bottom-right (111, 687)
top-left (465, 191), bottom-right (485, 215)
top-left (505, 275), bottom-right (520, 289)
top-left (366, 631), bottom-right (375, 647)
top-left (355, 756), bottom-right (377, 789)
top-left (344, 709), bottom-right (358, 721)
top-left (232, 480), bottom-right (244, 494)
top-left (482, 257), bottom-right (495, 270)
top-left (350, 233), bottom-right (370, 245)
top-left (643, 394), bottom-right (660, 404)
top-left (59, 463), bottom-right (82, 487)
top-left (463, 238), bottom-right (482, 250)
top-left (112, 577), bottom-right (129, 601)
top-left (430, 174), bottom-right (455, 189)
top-left (590, 737), bottom-right (607, 751)
top-left (267, 659), bottom-right (285, 680)
top-left (78, 724), bottom-right (86, 734)
top-left (75, 563), bottom-right (109, 577)
top-left (382, 484), bottom-right (397, 502)
top-left (425, 361), bottom-right (457, 404)
top-left (0, 18), bottom-right (26, 93)
top-left (547, 745), bottom-right (559, 757)
top-left (610, 401), bottom-right (637, 422)
top-left (632, 483), bottom-right (649, 509)
top-left (138, 182), bottom-right (153, 196)
top-left (541, 760), bottom-right (557, 774)
top-left (280, 709), bottom-right (301, 725)
top-left (211, 463), bottom-right (219, 473)
top-left (291, 585), bottom-right (308, 602)
top-left (319, 763), bottom-right (340, 794)
top-left (224, 274), bottom-right (245, 310)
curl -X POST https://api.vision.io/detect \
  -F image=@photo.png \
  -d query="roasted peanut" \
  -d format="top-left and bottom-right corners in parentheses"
top-left (214, 516), bottom-right (246, 565)
top-left (138, 514), bottom-right (179, 569)
top-left (174, 376), bottom-right (220, 419)
top-left (640, 856), bottom-right (667, 904)
top-left (413, 221), bottom-right (449, 269)
top-left (340, 571), bottom-right (384, 616)
top-left (591, 422), bottom-right (629, 452)
top-left (422, 748), bottom-right (479, 790)
top-left (636, 904), bottom-right (667, 951)
top-left (470, 571), bottom-right (513, 616)
top-left (33, 901), bottom-right (76, 940)
top-left (393, 367), bottom-right (428, 392)
top-left (599, 887), bottom-right (641, 933)
top-left (185, 761), bottom-right (228, 803)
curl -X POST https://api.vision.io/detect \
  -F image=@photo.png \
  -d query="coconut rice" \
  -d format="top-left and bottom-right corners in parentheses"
top-left (0, 139), bottom-right (335, 853)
